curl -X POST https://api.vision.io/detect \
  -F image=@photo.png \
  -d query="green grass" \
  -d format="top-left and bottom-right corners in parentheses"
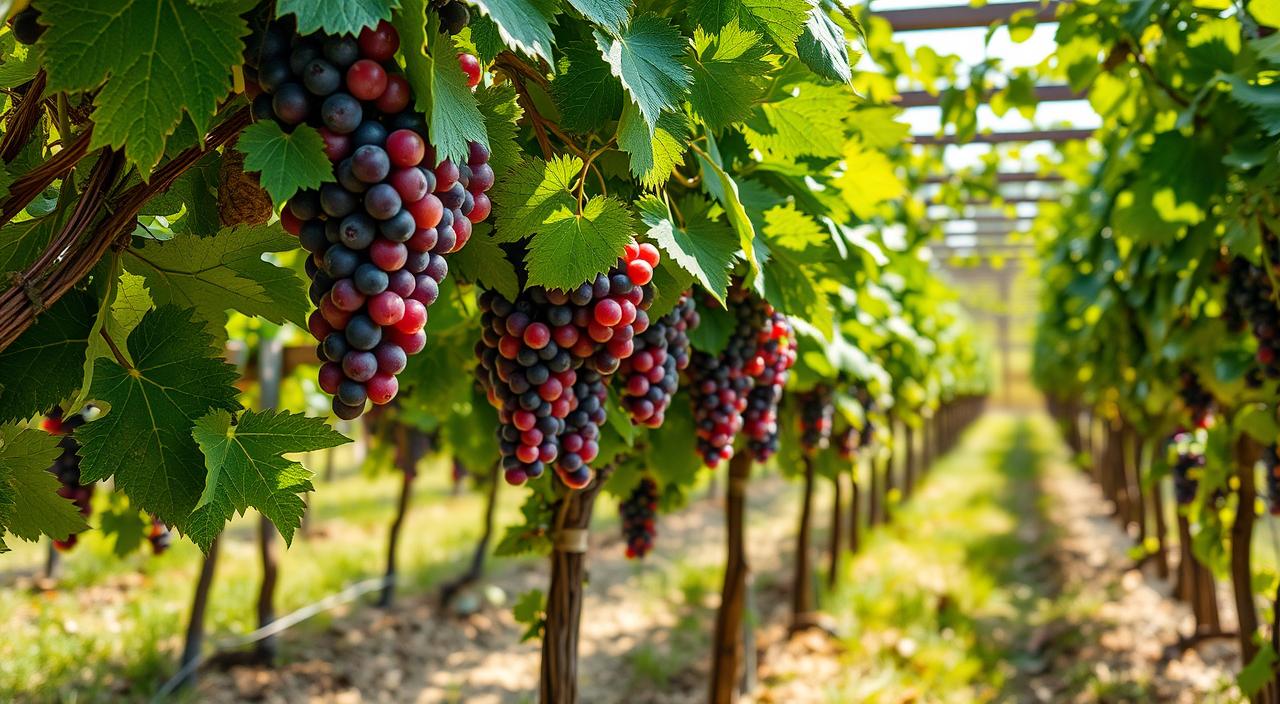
top-left (807, 413), bottom-right (1076, 703)
top-left (0, 450), bottom-right (532, 702)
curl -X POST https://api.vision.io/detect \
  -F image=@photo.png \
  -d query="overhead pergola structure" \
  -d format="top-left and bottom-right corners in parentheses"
top-left (873, 0), bottom-right (1083, 401)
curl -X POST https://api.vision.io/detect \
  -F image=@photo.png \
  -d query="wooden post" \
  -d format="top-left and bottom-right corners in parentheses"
top-left (710, 452), bottom-right (753, 704)
top-left (176, 539), bottom-right (220, 689)
top-left (848, 463), bottom-right (861, 555)
top-left (1231, 435), bottom-right (1263, 698)
top-left (826, 473), bottom-right (843, 592)
top-left (539, 468), bottom-right (613, 704)
top-left (790, 455), bottom-right (817, 630)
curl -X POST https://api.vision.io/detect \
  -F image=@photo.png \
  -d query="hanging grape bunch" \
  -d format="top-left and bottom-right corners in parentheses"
top-left (743, 305), bottom-right (797, 462)
top-left (620, 477), bottom-right (659, 559)
top-left (797, 384), bottom-right (835, 454)
top-left (475, 242), bottom-right (660, 488)
top-left (1224, 228), bottom-right (1280, 378)
top-left (618, 290), bottom-right (699, 427)
top-left (249, 17), bottom-right (494, 419)
top-left (1177, 370), bottom-right (1214, 428)
top-left (1169, 430), bottom-right (1204, 505)
top-left (687, 289), bottom-right (763, 467)
top-left (40, 408), bottom-right (95, 552)
top-left (147, 518), bottom-right (173, 555)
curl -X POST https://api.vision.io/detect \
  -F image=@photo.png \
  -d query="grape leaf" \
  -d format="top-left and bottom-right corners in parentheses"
top-left (0, 36), bottom-right (39, 89)
top-left (468, 0), bottom-right (557, 64)
top-left (688, 23), bottom-right (773, 132)
top-left (469, 14), bottom-right (506, 64)
top-left (835, 140), bottom-right (904, 219)
top-left (98, 500), bottom-right (148, 558)
top-left (0, 288), bottom-right (96, 424)
top-left (692, 0), bottom-right (815, 54)
top-left (616, 104), bottom-right (690, 190)
top-left (475, 83), bottom-right (524, 178)
top-left (75, 306), bottom-right (241, 533)
top-left (566, 0), bottom-right (629, 32)
top-left (694, 143), bottom-right (758, 278)
top-left (647, 254), bottom-right (696, 318)
top-left (189, 409), bottom-right (348, 551)
top-left (594, 15), bottom-right (693, 135)
top-left (0, 215), bottom-right (56, 278)
top-left (397, 4), bottom-right (490, 164)
top-left (0, 425), bottom-right (87, 552)
top-left (37, 0), bottom-right (248, 174)
top-left (448, 225), bottom-right (520, 300)
top-left (551, 41), bottom-right (625, 134)
top-left (688, 302), bottom-right (735, 354)
top-left (744, 83), bottom-right (853, 160)
top-left (124, 226), bottom-right (310, 331)
top-left (489, 155), bottom-right (583, 243)
top-left (637, 194), bottom-right (737, 305)
top-left (1222, 75), bottom-right (1280, 135)
top-left (797, 6), bottom-right (852, 83)
top-left (524, 196), bottom-right (637, 290)
top-left (140, 151), bottom-right (221, 236)
top-left (236, 122), bottom-right (333, 206)
top-left (277, 0), bottom-right (398, 35)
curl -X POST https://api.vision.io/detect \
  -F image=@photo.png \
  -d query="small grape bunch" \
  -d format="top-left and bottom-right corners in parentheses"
top-left (555, 242), bottom-right (660, 376)
top-left (251, 18), bottom-right (495, 418)
top-left (618, 292), bottom-right (698, 427)
top-left (798, 384), bottom-right (835, 454)
top-left (620, 477), bottom-right (659, 559)
top-left (555, 370), bottom-right (607, 489)
top-left (41, 408), bottom-right (94, 552)
top-left (147, 518), bottom-right (173, 555)
top-left (743, 307), bottom-right (797, 462)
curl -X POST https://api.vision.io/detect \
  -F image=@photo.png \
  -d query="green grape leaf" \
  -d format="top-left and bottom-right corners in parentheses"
top-left (850, 107), bottom-right (911, 150)
top-left (468, 0), bottom-right (557, 64)
top-left (124, 226), bottom-right (310, 331)
top-left (594, 15), bottom-right (693, 135)
top-left (469, 14), bottom-right (506, 64)
top-left (475, 83), bottom-right (524, 178)
top-left (0, 37), bottom-right (39, 89)
top-left (835, 139), bottom-right (904, 219)
top-left (448, 226), bottom-right (520, 300)
top-left (37, 0), bottom-right (248, 174)
top-left (236, 122), bottom-right (333, 206)
top-left (797, 6), bottom-right (852, 83)
top-left (692, 0), bottom-right (815, 54)
top-left (0, 216), bottom-right (55, 278)
top-left (75, 306), bottom-right (241, 533)
top-left (567, 0), bottom-right (629, 32)
top-left (524, 196), bottom-right (637, 290)
top-left (551, 41), bottom-right (625, 134)
top-left (397, 5), bottom-right (490, 164)
top-left (1221, 75), bottom-right (1280, 135)
top-left (744, 83), bottom-right (853, 160)
top-left (637, 194), bottom-right (737, 305)
top-left (98, 501), bottom-right (148, 558)
top-left (694, 143), bottom-right (758, 278)
top-left (688, 302), bottom-right (735, 355)
top-left (616, 104), bottom-right (690, 190)
top-left (489, 155), bottom-right (582, 243)
top-left (1240, 645), bottom-right (1280, 696)
top-left (647, 255), bottom-right (696, 318)
top-left (758, 204), bottom-right (834, 333)
top-left (189, 409), bottom-right (348, 551)
top-left (0, 288), bottom-right (96, 424)
top-left (277, 0), bottom-right (398, 35)
top-left (140, 151), bottom-right (222, 236)
top-left (688, 23), bottom-right (773, 132)
top-left (0, 425), bottom-right (87, 552)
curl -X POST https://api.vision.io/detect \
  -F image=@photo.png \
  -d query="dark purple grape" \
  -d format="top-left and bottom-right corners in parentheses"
top-left (342, 350), bottom-right (378, 382)
top-left (299, 222), bottom-right (328, 252)
top-left (288, 190), bottom-right (322, 220)
top-left (351, 145), bottom-right (391, 183)
top-left (333, 398), bottom-right (365, 420)
top-left (258, 60), bottom-right (292, 93)
top-left (272, 83), bottom-right (310, 125)
top-left (354, 263), bottom-right (389, 295)
top-left (379, 209), bottom-right (416, 242)
top-left (323, 244), bottom-right (359, 278)
top-left (345, 314), bottom-right (382, 350)
top-left (351, 121), bottom-right (389, 148)
top-left (320, 183), bottom-right (357, 218)
top-left (252, 93), bottom-right (275, 121)
top-left (289, 44), bottom-right (321, 75)
top-left (321, 93), bottom-right (363, 133)
top-left (387, 268), bottom-right (416, 297)
top-left (322, 333), bottom-right (350, 362)
top-left (468, 141), bottom-right (490, 165)
top-left (337, 380), bottom-right (368, 406)
top-left (336, 159), bottom-right (368, 192)
top-left (338, 213), bottom-right (376, 250)
top-left (302, 59), bottom-right (342, 95)
top-left (364, 183), bottom-right (401, 219)
top-left (405, 250), bottom-right (429, 274)
top-left (322, 35), bottom-right (360, 68)
top-left (426, 253), bottom-right (448, 282)
top-left (440, 182), bottom-right (465, 210)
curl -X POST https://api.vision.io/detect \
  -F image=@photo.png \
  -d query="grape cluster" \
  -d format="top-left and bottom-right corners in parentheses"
top-left (618, 292), bottom-right (698, 427)
top-left (10, 6), bottom-right (43, 45)
top-left (1169, 430), bottom-right (1205, 505)
top-left (1177, 370), bottom-right (1214, 429)
top-left (250, 19), bottom-right (495, 419)
top-left (744, 307), bottom-right (797, 463)
top-left (798, 384), bottom-right (835, 454)
top-left (475, 245), bottom-right (659, 488)
top-left (147, 517), bottom-right (173, 555)
top-left (40, 409), bottom-right (93, 552)
top-left (620, 477), bottom-right (659, 559)
top-left (1224, 231), bottom-right (1280, 378)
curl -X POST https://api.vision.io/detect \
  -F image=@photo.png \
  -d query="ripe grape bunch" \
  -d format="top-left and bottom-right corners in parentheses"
top-left (1177, 370), bottom-right (1213, 428)
top-left (249, 18), bottom-right (494, 419)
top-left (619, 477), bottom-right (659, 559)
top-left (617, 291), bottom-right (699, 427)
top-left (798, 384), bottom-right (835, 454)
top-left (475, 243), bottom-right (660, 488)
top-left (687, 290), bottom-right (765, 467)
top-left (147, 517), bottom-right (173, 555)
top-left (1224, 229), bottom-right (1280, 378)
top-left (1169, 430), bottom-right (1204, 505)
top-left (40, 408), bottom-right (94, 552)
top-left (744, 306), bottom-right (797, 462)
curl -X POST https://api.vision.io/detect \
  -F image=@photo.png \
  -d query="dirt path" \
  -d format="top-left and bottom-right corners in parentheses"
top-left (196, 414), bottom-right (1242, 704)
